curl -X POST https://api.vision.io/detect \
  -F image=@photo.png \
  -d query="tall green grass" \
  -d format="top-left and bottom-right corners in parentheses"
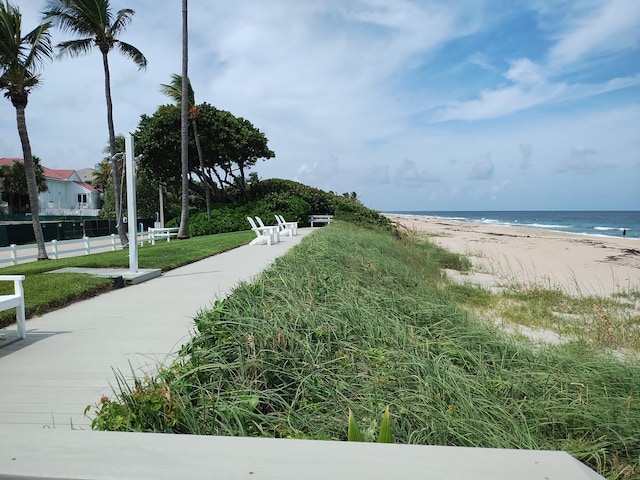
top-left (91, 222), bottom-right (640, 479)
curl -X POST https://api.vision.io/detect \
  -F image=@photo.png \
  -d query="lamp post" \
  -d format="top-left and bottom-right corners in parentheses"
top-left (125, 135), bottom-right (138, 273)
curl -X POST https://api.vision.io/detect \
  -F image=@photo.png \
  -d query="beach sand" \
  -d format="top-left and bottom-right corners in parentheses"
top-left (385, 214), bottom-right (640, 297)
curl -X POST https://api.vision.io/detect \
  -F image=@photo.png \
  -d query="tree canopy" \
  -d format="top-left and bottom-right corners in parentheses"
top-left (0, 157), bottom-right (47, 214)
top-left (135, 103), bottom-right (275, 201)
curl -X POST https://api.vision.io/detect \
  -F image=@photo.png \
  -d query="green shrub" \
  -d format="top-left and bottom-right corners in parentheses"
top-left (167, 178), bottom-right (389, 235)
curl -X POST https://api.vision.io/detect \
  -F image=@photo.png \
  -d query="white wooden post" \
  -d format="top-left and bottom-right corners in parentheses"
top-left (50, 239), bottom-right (59, 259)
top-left (15, 276), bottom-right (25, 339)
top-left (10, 244), bottom-right (17, 266)
top-left (111, 234), bottom-right (117, 251)
top-left (83, 236), bottom-right (90, 255)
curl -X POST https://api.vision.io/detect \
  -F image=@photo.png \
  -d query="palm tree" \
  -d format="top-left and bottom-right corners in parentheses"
top-left (0, 1), bottom-right (53, 260)
top-left (178, 0), bottom-right (190, 239)
top-left (160, 73), bottom-right (211, 220)
top-left (42, 0), bottom-right (147, 247)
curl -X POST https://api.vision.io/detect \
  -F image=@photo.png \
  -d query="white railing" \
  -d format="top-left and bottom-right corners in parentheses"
top-left (38, 208), bottom-right (101, 217)
top-left (0, 232), bottom-right (154, 267)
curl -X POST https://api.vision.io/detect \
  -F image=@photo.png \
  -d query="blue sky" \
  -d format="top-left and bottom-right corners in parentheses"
top-left (2, 0), bottom-right (639, 211)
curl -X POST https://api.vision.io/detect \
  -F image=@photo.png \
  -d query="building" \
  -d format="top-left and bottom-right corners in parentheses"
top-left (0, 158), bottom-right (101, 217)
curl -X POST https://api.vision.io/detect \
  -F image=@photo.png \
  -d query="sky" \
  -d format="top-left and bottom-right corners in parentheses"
top-left (1, 0), bottom-right (639, 211)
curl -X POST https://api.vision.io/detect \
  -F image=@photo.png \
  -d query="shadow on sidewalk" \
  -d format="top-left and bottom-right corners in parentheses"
top-left (0, 330), bottom-right (69, 355)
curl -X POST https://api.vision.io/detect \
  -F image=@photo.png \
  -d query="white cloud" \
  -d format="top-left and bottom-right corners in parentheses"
top-left (467, 52), bottom-right (494, 70)
top-left (468, 153), bottom-right (495, 180)
top-left (555, 145), bottom-right (615, 173)
top-left (549, 0), bottom-right (640, 68)
top-left (435, 58), bottom-right (567, 121)
top-left (393, 159), bottom-right (439, 186)
top-left (433, 57), bottom-right (640, 122)
top-left (519, 144), bottom-right (533, 170)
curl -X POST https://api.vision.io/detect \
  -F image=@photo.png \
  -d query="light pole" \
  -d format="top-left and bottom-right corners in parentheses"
top-left (158, 183), bottom-right (165, 228)
top-left (125, 135), bottom-right (138, 273)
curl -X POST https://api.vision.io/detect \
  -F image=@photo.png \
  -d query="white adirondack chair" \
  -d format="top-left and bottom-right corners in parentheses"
top-left (247, 217), bottom-right (272, 245)
top-left (255, 217), bottom-right (280, 244)
top-left (0, 275), bottom-right (26, 339)
top-left (275, 214), bottom-right (297, 236)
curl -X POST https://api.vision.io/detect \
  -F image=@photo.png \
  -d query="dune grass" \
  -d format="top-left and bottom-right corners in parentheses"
top-left (90, 221), bottom-right (639, 479)
top-left (445, 271), bottom-right (640, 354)
top-left (0, 231), bottom-right (254, 327)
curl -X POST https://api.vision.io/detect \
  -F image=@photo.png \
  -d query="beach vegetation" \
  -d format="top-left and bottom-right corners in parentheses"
top-left (88, 221), bottom-right (640, 479)
top-left (164, 178), bottom-right (391, 233)
top-left (459, 284), bottom-right (640, 354)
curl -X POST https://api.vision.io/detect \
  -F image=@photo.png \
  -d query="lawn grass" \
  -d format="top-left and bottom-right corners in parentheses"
top-left (0, 230), bottom-right (254, 328)
top-left (90, 221), bottom-right (639, 479)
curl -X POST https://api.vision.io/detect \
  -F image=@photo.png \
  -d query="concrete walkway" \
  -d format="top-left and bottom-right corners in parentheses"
top-left (0, 228), bottom-right (312, 430)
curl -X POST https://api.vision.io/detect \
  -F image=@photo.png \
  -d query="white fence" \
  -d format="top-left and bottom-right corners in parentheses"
top-left (0, 233), bottom-right (156, 267)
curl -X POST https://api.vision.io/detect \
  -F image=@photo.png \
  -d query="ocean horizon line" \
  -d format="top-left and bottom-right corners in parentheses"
top-left (383, 210), bottom-right (639, 240)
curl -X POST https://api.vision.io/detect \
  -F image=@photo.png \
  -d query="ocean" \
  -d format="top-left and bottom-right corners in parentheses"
top-left (384, 211), bottom-right (640, 240)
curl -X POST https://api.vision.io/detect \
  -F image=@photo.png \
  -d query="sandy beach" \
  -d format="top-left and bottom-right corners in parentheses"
top-left (385, 214), bottom-right (640, 297)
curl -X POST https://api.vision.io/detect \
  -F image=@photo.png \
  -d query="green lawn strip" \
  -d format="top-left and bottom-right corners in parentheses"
top-left (0, 230), bottom-right (254, 327)
top-left (91, 221), bottom-right (639, 479)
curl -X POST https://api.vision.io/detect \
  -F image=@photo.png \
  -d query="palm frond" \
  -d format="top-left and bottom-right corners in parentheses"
top-left (56, 38), bottom-right (94, 59)
top-left (42, 1), bottom-right (101, 37)
top-left (160, 73), bottom-right (195, 107)
top-left (109, 8), bottom-right (134, 37)
top-left (116, 41), bottom-right (147, 70)
top-left (0, 1), bottom-right (52, 95)
top-left (23, 23), bottom-right (53, 70)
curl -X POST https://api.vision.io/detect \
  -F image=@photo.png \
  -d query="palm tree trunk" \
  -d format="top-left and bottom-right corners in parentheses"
top-left (15, 106), bottom-right (48, 260)
top-left (177, 0), bottom-right (190, 239)
top-left (103, 51), bottom-right (128, 246)
top-left (191, 118), bottom-right (210, 220)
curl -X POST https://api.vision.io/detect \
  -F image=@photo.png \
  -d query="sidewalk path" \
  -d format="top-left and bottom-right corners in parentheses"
top-left (0, 228), bottom-right (312, 430)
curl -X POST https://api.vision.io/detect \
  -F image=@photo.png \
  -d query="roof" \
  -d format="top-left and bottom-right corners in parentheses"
top-left (42, 167), bottom-right (76, 180)
top-left (74, 181), bottom-right (98, 192)
top-left (0, 158), bottom-right (76, 181)
top-left (0, 157), bottom-right (23, 167)
top-left (76, 168), bottom-right (97, 183)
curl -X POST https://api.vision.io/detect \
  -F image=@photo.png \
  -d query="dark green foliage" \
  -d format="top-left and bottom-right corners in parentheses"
top-left (0, 158), bottom-right (47, 214)
top-left (134, 103), bottom-right (274, 200)
top-left (174, 178), bottom-right (390, 235)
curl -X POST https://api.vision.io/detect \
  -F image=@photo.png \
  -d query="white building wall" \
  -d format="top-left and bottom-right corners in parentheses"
top-left (39, 176), bottom-right (101, 216)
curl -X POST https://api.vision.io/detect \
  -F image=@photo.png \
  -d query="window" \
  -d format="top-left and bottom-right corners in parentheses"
top-left (77, 194), bottom-right (87, 205)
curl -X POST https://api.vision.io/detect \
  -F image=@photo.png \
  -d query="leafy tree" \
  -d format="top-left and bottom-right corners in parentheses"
top-left (160, 73), bottom-right (210, 220)
top-left (0, 1), bottom-right (52, 259)
top-left (0, 158), bottom-right (47, 214)
top-left (43, 0), bottom-right (147, 247)
top-left (135, 103), bottom-right (274, 201)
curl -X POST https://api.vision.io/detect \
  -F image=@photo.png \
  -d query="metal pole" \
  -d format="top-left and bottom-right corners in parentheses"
top-left (159, 183), bottom-right (165, 228)
top-left (125, 135), bottom-right (138, 273)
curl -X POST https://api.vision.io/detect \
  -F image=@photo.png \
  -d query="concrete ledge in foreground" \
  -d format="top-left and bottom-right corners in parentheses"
top-left (0, 427), bottom-right (604, 479)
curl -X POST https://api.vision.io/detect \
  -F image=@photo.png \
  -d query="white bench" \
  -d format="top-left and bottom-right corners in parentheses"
top-left (0, 275), bottom-right (26, 339)
top-left (148, 227), bottom-right (179, 245)
top-left (308, 214), bottom-right (333, 227)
